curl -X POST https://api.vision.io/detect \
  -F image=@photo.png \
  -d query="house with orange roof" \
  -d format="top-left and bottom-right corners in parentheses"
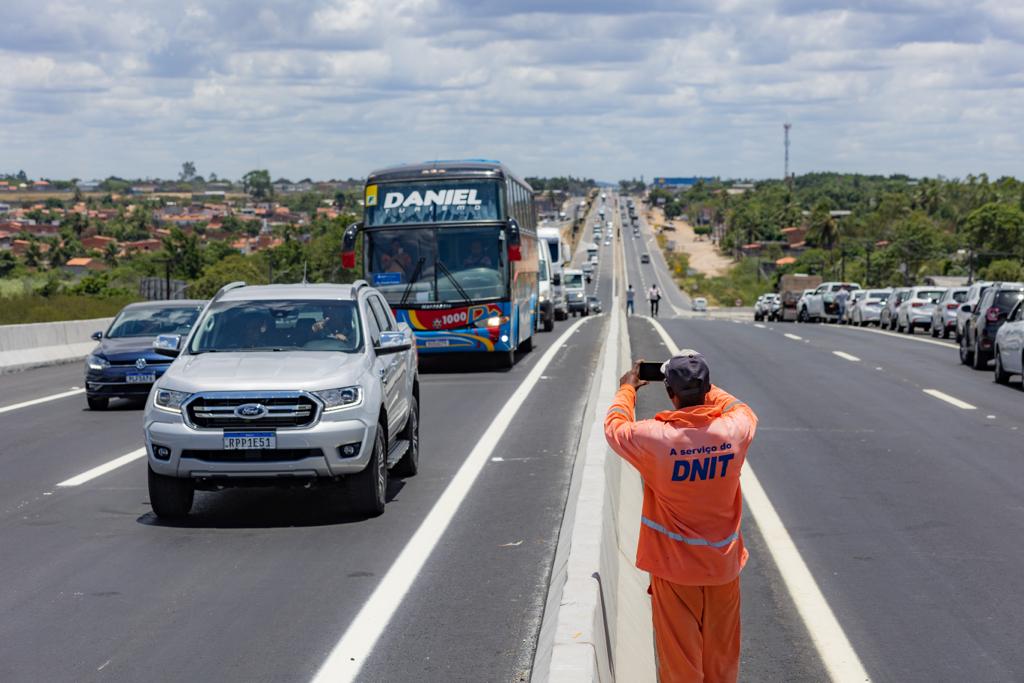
top-left (64, 257), bottom-right (108, 274)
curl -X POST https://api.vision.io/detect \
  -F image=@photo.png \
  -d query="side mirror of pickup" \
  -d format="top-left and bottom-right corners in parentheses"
top-left (153, 334), bottom-right (182, 358)
top-left (375, 330), bottom-right (412, 355)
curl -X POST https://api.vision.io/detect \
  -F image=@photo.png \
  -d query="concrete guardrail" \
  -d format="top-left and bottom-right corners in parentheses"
top-left (0, 318), bottom-right (111, 374)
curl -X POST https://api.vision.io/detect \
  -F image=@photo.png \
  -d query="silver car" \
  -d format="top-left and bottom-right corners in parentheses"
top-left (930, 287), bottom-right (968, 339)
top-left (142, 281), bottom-right (419, 519)
top-left (896, 287), bottom-right (946, 334)
top-left (956, 281), bottom-right (992, 342)
top-left (993, 299), bottom-right (1024, 384)
top-left (850, 288), bottom-right (892, 326)
top-left (880, 288), bottom-right (911, 330)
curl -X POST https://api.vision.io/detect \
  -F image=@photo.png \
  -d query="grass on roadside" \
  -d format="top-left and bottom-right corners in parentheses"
top-left (0, 294), bottom-right (139, 325)
top-left (654, 233), bottom-right (765, 306)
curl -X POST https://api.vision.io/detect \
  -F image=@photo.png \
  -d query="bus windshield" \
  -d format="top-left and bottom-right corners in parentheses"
top-left (366, 180), bottom-right (501, 226)
top-left (366, 226), bottom-right (507, 305)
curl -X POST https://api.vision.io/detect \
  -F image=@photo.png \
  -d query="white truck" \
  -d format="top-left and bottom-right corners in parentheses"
top-left (538, 227), bottom-right (570, 321)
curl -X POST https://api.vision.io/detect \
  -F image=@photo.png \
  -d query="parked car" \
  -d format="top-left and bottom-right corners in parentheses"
top-left (586, 295), bottom-right (603, 314)
top-left (767, 294), bottom-right (782, 321)
top-left (537, 240), bottom-right (558, 332)
top-left (930, 287), bottom-right (969, 338)
top-left (849, 289), bottom-right (892, 326)
top-left (879, 288), bottom-right (911, 330)
top-left (960, 282), bottom-right (1024, 370)
top-left (895, 287), bottom-right (946, 334)
top-left (85, 300), bottom-right (206, 410)
top-left (692, 297), bottom-right (708, 312)
top-left (640, 253), bottom-right (650, 264)
top-left (843, 290), bottom-right (866, 324)
top-left (799, 282), bottom-right (862, 322)
top-left (955, 281), bottom-right (992, 342)
top-left (143, 281), bottom-right (420, 519)
top-left (754, 293), bottom-right (773, 321)
top-left (993, 299), bottom-right (1024, 384)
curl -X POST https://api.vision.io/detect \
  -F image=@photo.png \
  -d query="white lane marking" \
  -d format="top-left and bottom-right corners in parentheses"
top-left (646, 317), bottom-right (871, 682)
top-left (312, 316), bottom-right (592, 682)
top-left (830, 324), bottom-right (957, 350)
top-left (784, 333), bottom-right (802, 341)
top-left (754, 323), bottom-right (766, 329)
top-left (923, 389), bottom-right (977, 410)
top-left (56, 448), bottom-right (146, 487)
top-left (832, 351), bottom-right (861, 362)
top-left (0, 388), bottom-right (85, 415)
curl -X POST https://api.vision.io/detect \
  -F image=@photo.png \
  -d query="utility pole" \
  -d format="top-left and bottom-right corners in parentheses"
top-left (783, 123), bottom-right (792, 189)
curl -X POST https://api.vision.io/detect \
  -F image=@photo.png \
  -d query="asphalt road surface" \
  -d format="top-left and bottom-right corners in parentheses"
top-left (2, 192), bottom-right (1022, 682)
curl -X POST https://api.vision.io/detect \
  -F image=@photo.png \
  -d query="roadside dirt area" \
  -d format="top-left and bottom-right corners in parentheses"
top-left (648, 207), bottom-right (732, 277)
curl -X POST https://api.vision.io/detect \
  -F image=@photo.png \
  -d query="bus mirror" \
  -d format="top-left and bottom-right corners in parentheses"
top-left (507, 218), bottom-right (522, 262)
top-left (341, 222), bottom-right (362, 270)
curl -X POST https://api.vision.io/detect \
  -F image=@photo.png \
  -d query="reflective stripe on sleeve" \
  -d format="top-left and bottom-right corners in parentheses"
top-left (641, 517), bottom-right (739, 548)
top-left (607, 407), bottom-right (631, 417)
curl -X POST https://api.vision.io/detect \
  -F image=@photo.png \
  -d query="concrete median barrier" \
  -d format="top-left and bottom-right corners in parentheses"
top-left (0, 318), bottom-right (111, 374)
top-left (533, 219), bottom-right (656, 682)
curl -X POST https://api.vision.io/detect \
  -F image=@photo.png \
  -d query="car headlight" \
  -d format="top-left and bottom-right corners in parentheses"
top-left (313, 386), bottom-right (362, 411)
top-left (154, 388), bottom-right (191, 412)
top-left (86, 354), bottom-right (110, 371)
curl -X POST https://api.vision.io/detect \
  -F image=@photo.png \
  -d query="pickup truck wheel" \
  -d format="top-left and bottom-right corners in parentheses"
top-left (87, 396), bottom-right (109, 411)
top-left (148, 466), bottom-right (193, 519)
top-left (994, 351), bottom-right (1011, 385)
top-left (392, 397), bottom-right (419, 477)
top-left (349, 428), bottom-right (386, 517)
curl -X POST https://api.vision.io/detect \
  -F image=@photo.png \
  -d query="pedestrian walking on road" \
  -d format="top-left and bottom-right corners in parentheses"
top-left (605, 351), bottom-right (758, 683)
top-left (649, 284), bottom-right (661, 317)
top-left (626, 284), bottom-right (635, 315)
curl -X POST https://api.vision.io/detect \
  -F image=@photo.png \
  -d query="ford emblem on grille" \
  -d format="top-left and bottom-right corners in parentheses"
top-left (135, 358), bottom-right (147, 369)
top-left (234, 403), bottom-right (268, 419)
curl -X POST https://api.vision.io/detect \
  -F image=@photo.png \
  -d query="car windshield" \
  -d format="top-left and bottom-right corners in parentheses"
top-left (365, 226), bottom-right (507, 305)
top-left (188, 300), bottom-right (362, 353)
top-left (564, 272), bottom-right (584, 288)
top-left (106, 305), bottom-right (201, 339)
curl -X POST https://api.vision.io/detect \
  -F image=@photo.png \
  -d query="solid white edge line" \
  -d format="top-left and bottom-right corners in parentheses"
top-left (646, 316), bottom-right (871, 683)
top-left (832, 351), bottom-right (861, 362)
top-left (56, 448), bottom-right (147, 487)
top-left (830, 324), bottom-right (958, 350)
top-left (311, 316), bottom-right (593, 683)
top-left (923, 389), bottom-right (977, 410)
top-left (784, 333), bottom-right (802, 341)
top-left (0, 388), bottom-right (85, 415)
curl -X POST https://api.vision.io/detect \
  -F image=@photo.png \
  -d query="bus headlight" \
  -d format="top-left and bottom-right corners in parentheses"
top-left (475, 316), bottom-right (509, 329)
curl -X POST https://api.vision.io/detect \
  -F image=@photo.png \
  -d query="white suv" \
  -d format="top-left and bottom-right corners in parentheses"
top-left (143, 281), bottom-right (419, 519)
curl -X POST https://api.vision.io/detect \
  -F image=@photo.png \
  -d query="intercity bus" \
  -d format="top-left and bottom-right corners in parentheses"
top-left (342, 160), bottom-right (539, 366)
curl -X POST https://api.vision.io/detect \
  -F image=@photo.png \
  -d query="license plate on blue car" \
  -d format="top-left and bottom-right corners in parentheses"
top-left (126, 373), bottom-right (156, 383)
top-left (223, 432), bottom-right (276, 449)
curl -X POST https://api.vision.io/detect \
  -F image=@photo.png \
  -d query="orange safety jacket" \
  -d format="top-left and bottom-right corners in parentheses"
top-left (604, 384), bottom-right (758, 586)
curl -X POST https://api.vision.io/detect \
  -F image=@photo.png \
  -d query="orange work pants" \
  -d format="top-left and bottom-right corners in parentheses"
top-left (649, 575), bottom-right (741, 683)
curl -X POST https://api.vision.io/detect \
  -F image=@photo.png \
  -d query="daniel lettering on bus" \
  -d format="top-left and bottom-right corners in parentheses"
top-left (604, 351), bottom-right (758, 683)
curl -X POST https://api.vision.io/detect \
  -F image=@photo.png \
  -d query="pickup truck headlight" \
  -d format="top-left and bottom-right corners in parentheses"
top-left (313, 386), bottom-right (362, 411)
top-left (86, 354), bottom-right (110, 370)
top-left (154, 388), bottom-right (190, 412)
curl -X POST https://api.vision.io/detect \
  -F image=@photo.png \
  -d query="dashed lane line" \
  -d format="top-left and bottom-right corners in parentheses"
top-left (56, 448), bottom-right (147, 487)
top-left (923, 389), bottom-right (977, 410)
top-left (754, 323), bottom-right (766, 329)
top-left (647, 317), bottom-right (871, 683)
top-left (832, 351), bottom-right (861, 362)
top-left (0, 388), bottom-right (85, 415)
top-left (784, 333), bottom-right (802, 341)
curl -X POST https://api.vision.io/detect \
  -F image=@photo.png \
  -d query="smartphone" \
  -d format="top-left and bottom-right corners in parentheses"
top-left (637, 361), bottom-right (665, 382)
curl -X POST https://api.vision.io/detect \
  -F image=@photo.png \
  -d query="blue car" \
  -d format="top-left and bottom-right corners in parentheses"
top-left (85, 300), bottom-right (206, 410)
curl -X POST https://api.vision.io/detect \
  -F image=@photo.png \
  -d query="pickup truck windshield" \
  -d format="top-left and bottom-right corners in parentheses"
top-left (189, 300), bottom-right (362, 353)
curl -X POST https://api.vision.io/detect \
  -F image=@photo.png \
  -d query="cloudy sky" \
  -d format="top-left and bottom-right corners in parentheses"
top-left (1, 0), bottom-right (1022, 182)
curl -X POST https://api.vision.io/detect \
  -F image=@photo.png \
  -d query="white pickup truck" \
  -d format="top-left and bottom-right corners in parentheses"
top-left (799, 281), bottom-right (862, 323)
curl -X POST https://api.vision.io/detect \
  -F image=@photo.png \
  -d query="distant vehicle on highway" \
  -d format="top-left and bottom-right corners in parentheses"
top-left (539, 226), bottom-right (569, 322)
top-left (586, 295), bottom-right (602, 314)
top-left (586, 242), bottom-right (600, 262)
top-left (960, 282), bottom-right (1024, 370)
top-left (143, 281), bottom-right (420, 519)
top-left (895, 287), bottom-right (946, 333)
top-left (753, 293), bottom-right (773, 321)
top-left (955, 281), bottom-right (992, 342)
top-left (930, 286), bottom-right (968, 338)
top-left (85, 300), bottom-right (205, 410)
top-left (799, 282), bottom-right (861, 323)
top-left (604, 238), bottom-right (611, 246)
top-left (537, 238), bottom-right (559, 332)
top-left (563, 268), bottom-right (589, 316)
top-left (692, 297), bottom-right (708, 312)
top-left (993, 298), bottom-right (1024, 384)
top-left (640, 253), bottom-right (650, 264)
top-left (849, 288), bottom-right (892, 326)
top-left (582, 262), bottom-right (595, 282)
top-left (779, 274), bottom-right (821, 322)
top-left (767, 294), bottom-right (782, 321)
top-left (342, 160), bottom-right (540, 366)
top-left (880, 288), bottom-right (911, 330)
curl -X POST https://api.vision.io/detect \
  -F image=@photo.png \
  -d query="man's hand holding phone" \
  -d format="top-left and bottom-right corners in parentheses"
top-left (620, 359), bottom-right (664, 390)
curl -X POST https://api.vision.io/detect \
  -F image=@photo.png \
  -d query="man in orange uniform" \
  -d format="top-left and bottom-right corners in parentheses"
top-left (604, 350), bottom-right (758, 682)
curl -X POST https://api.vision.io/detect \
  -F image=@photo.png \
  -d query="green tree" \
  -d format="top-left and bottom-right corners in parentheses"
top-left (887, 213), bottom-right (944, 284)
top-left (204, 240), bottom-right (238, 266)
top-left (190, 255), bottom-right (267, 298)
top-left (103, 242), bottom-right (119, 267)
top-left (962, 203), bottom-right (1024, 258)
top-left (242, 169), bottom-right (273, 199)
top-left (0, 250), bottom-right (17, 277)
top-left (179, 161), bottom-right (197, 182)
top-left (161, 227), bottom-right (203, 279)
top-left (807, 200), bottom-right (839, 251)
top-left (981, 259), bottom-right (1023, 282)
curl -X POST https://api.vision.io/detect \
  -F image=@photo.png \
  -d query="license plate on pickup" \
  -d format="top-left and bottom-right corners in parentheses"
top-left (223, 432), bottom-right (276, 450)
top-left (126, 373), bottom-right (156, 384)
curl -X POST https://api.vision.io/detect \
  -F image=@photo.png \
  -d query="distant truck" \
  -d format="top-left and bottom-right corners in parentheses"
top-left (779, 274), bottom-right (822, 322)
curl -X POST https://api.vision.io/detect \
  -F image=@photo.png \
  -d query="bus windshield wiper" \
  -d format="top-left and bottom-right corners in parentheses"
top-left (400, 256), bottom-right (427, 306)
top-left (435, 259), bottom-right (473, 304)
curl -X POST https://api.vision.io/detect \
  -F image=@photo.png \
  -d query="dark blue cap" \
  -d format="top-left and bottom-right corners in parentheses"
top-left (661, 349), bottom-right (710, 397)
